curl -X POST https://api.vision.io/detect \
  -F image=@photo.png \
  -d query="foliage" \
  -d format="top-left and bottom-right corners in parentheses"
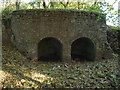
top-left (20, 2), bottom-right (29, 10)
top-left (100, 1), bottom-right (118, 26)
top-left (84, 2), bottom-right (104, 13)
top-left (108, 25), bottom-right (120, 30)
top-left (49, 2), bottom-right (65, 9)
top-left (1, 0), bottom-right (118, 26)
top-left (1, 3), bottom-right (15, 19)
top-left (28, 1), bottom-right (37, 9)
top-left (1, 43), bottom-right (119, 88)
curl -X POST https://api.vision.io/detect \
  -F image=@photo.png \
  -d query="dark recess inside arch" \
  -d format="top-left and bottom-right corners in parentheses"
top-left (38, 37), bottom-right (63, 62)
top-left (71, 37), bottom-right (96, 61)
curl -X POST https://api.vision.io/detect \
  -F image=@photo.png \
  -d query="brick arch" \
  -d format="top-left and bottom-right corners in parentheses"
top-left (38, 37), bottom-right (63, 61)
top-left (71, 37), bottom-right (96, 61)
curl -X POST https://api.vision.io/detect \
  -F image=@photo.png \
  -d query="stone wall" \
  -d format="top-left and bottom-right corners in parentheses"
top-left (2, 18), bottom-right (12, 43)
top-left (10, 9), bottom-right (108, 61)
top-left (107, 29), bottom-right (120, 54)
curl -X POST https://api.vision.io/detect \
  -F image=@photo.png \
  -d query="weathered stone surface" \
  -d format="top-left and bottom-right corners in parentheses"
top-left (10, 9), bottom-right (110, 61)
top-left (107, 28), bottom-right (120, 54)
top-left (2, 19), bottom-right (12, 43)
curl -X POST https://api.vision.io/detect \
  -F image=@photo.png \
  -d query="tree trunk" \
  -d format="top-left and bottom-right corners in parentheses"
top-left (16, 0), bottom-right (20, 10)
top-left (37, 2), bottom-right (40, 9)
top-left (50, 2), bottom-right (54, 8)
top-left (43, 0), bottom-right (46, 9)
top-left (78, 2), bottom-right (80, 9)
top-left (2, 0), bottom-right (5, 7)
top-left (60, 0), bottom-right (69, 9)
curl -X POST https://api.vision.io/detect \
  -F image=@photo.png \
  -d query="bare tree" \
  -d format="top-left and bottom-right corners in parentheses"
top-left (50, 2), bottom-right (54, 8)
top-left (37, 2), bottom-right (41, 9)
top-left (42, 0), bottom-right (46, 9)
top-left (78, 2), bottom-right (80, 9)
top-left (60, 0), bottom-right (70, 8)
top-left (15, 0), bottom-right (21, 10)
top-left (2, 0), bottom-right (5, 7)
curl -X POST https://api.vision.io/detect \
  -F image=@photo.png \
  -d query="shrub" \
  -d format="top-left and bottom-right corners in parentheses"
top-left (2, 3), bottom-right (15, 19)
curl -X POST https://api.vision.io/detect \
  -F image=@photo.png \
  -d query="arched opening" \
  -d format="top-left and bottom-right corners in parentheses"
top-left (38, 37), bottom-right (63, 62)
top-left (71, 37), bottom-right (96, 61)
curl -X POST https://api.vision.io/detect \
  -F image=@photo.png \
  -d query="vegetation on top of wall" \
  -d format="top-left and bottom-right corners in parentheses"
top-left (1, 3), bottom-right (15, 20)
top-left (1, 1), bottom-right (117, 24)
top-left (12, 8), bottom-right (103, 15)
top-left (1, 2), bottom-right (103, 17)
top-left (108, 25), bottom-right (120, 30)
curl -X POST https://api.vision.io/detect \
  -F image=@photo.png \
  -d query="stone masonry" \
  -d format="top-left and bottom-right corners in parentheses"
top-left (11, 9), bottom-right (110, 61)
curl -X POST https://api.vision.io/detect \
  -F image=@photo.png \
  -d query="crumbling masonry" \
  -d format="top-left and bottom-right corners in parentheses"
top-left (11, 9), bottom-right (112, 61)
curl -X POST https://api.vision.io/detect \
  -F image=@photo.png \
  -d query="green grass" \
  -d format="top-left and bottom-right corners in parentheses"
top-left (1, 43), bottom-right (119, 88)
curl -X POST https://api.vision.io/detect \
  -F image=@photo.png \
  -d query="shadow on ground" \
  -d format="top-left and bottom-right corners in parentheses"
top-left (1, 43), bottom-right (119, 88)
